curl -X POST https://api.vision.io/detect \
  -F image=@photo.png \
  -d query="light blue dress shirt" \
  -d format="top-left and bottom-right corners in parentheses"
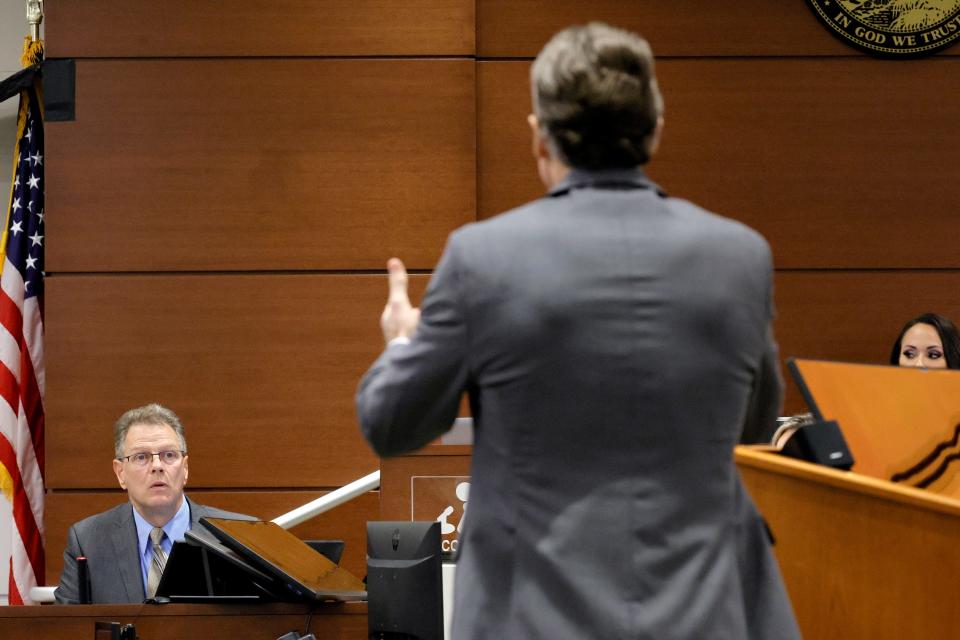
top-left (132, 497), bottom-right (191, 596)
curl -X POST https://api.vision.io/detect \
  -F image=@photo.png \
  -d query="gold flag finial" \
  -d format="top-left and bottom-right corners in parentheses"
top-left (26, 0), bottom-right (43, 42)
top-left (23, 0), bottom-right (44, 66)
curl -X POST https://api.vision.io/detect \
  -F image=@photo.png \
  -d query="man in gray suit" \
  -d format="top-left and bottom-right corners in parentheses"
top-left (357, 22), bottom-right (800, 640)
top-left (55, 403), bottom-right (250, 604)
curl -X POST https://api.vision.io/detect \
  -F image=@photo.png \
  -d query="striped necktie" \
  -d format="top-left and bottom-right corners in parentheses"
top-left (146, 527), bottom-right (168, 598)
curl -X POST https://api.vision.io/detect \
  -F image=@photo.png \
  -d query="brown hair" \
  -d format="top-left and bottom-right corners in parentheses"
top-left (531, 22), bottom-right (664, 169)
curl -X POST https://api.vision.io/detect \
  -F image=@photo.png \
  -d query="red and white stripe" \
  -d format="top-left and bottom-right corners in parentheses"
top-left (0, 257), bottom-right (45, 604)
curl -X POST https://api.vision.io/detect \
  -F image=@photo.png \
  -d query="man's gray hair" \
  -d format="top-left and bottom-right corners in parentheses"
top-left (113, 403), bottom-right (188, 458)
top-left (531, 22), bottom-right (664, 169)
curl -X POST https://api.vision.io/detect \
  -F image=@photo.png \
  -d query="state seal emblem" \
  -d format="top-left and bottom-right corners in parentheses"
top-left (804, 0), bottom-right (960, 56)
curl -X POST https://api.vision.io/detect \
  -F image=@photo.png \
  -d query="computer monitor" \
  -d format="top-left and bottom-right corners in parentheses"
top-left (367, 521), bottom-right (443, 640)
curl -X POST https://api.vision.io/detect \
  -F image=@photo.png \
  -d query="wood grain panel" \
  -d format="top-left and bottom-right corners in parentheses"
top-left (479, 0), bottom-right (860, 57)
top-left (44, 490), bottom-right (379, 587)
top-left (478, 58), bottom-right (960, 269)
top-left (0, 603), bottom-right (366, 639)
top-left (44, 273), bottom-right (429, 489)
top-left (43, 272), bottom-right (956, 465)
top-left (45, 59), bottom-right (475, 272)
top-left (380, 446), bottom-right (472, 520)
top-left (740, 450), bottom-right (960, 640)
top-left (45, 0), bottom-right (474, 57)
top-left (786, 360), bottom-right (960, 496)
top-left (477, 62), bottom-right (542, 219)
top-left (775, 270), bottom-right (960, 415)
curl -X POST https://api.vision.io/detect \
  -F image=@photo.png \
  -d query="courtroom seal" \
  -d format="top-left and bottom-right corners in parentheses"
top-left (804, 0), bottom-right (960, 57)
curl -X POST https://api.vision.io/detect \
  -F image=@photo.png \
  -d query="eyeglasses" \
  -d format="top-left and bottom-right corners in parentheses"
top-left (117, 450), bottom-right (185, 467)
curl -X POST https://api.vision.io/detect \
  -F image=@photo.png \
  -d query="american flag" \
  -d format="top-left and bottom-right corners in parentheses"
top-left (0, 80), bottom-right (45, 605)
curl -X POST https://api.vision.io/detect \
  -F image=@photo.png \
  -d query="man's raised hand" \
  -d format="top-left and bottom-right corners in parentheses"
top-left (380, 257), bottom-right (421, 344)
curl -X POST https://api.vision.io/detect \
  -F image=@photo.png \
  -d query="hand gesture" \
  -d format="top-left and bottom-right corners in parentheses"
top-left (380, 258), bottom-right (420, 343)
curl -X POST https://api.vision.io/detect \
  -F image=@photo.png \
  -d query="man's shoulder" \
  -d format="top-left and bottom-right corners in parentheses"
top-left (454, 191), bottom-right (768, 251)
top-left (70, 502), bottom-right (132, 535)
top-left (189, 500), bottom-right (257, 523)
top-left (448, 198), bottom-right (550, 247)
top-left (671, 196), bottom-right (764, 236)
top-left (667, 196), bottom-right (771, 256)
top-left (70, 500), bottom-right (255, 532)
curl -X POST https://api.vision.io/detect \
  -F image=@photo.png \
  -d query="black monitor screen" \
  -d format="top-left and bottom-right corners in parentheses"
top-left (367, 521), bottom-right (443, 640)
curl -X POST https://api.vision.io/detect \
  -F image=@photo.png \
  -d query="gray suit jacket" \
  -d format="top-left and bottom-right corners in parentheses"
top-left (54, 497), bottom-right (252, 604)
top-left (357, 169), bottom-right (801, 639)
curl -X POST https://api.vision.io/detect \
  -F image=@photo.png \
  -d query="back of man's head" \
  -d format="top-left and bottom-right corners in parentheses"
top-left (531, 22), bottom-right (663, 170)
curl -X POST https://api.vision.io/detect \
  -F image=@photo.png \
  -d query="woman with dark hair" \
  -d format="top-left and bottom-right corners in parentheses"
top-left (889, 313), bottom-right (960, 369)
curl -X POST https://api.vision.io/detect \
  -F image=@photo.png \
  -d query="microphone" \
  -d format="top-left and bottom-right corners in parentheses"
top-left (77, 556), bottom-right (91, 604)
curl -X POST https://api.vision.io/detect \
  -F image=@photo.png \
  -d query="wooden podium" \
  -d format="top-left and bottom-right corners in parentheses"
top-left (381, 444), bottom-right (960, 640)
top-left (0, 602), bottom-right (366, 639)
top-left (738, 447), bottom-right (960, 639)
top-left (790, 359), bottom-right (960, 497)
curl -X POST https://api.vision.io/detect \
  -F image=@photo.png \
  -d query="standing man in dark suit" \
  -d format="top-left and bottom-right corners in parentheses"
top-left (55, 404), bottom-right (251, 604)
top-left (357, 22), bottom-right (800, 639)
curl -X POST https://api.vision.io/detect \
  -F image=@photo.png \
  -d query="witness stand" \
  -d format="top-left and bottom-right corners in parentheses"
top-left (0, 602), bottom-right (366, 639)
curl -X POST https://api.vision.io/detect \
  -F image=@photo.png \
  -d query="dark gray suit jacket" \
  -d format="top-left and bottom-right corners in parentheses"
top-left (357, 169), bottom-right (800, 639)
top-left (54, 497), bottom-right (252, 604)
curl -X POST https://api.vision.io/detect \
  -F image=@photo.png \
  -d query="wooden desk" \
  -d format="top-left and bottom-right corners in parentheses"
top-left (738, 447), bottom-right (960, 640)
top-left (0, 602), bottom-right (367, 640)
top-left (383, 445), bottom-right (960, 640)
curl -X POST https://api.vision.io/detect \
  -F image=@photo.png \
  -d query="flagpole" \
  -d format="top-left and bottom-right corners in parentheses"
top-left (1, 0), bottom-right (47, 606)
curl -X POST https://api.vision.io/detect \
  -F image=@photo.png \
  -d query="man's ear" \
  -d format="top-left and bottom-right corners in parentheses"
top-left (528, 114), bottom-right (549, 161)
top-left (647, 116), bottom-right (665, 157)
top-left (113, 458), bottom-right (126, 490)
top-left (528, 113), bottom-right (559, 189)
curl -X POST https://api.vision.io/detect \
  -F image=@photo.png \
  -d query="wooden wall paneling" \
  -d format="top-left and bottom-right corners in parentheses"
top-left (44, 491), bottom-right (379, 586)
top-left (44, 273), bottom-right (429, 489)
top-left (775, 270), bottom-right (960, 414)
top-left (45, 59), bottom-right (476, 272)
top-left (45, 0), bottom-right (475, 57)
top-left (653, 57), bottom-right (960, 269)
top-left (477, 58), bottom-right (960, 269)
top-left (476, 62), bottom-right (542, 221)
top-left (478, 0), bottom-right (858, 58)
